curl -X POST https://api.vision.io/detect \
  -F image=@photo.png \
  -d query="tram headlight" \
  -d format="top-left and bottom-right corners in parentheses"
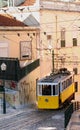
top-left (45, 99), bottom-right (49, 102)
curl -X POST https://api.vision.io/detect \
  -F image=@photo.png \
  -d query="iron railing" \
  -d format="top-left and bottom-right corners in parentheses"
top-left (64, 101), bottom-right (80, 129)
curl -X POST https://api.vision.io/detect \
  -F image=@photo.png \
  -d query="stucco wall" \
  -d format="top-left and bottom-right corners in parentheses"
top-left (0, 28), bottom-right (39, 61)
top-left (40, 8), bottom-right (80, 92)
top-left (0, 27), bottom-right (40, 106)
top-left (18, 66), bottom-right (40, 106)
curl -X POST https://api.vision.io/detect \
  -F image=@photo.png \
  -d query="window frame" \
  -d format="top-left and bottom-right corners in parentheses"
top-left (20, 41), bottom-right (32, 60)
top-left (73, 68), bottom-right (77, 75)
top-left (73, 38), bottom-right (77, 46)
top-left (61, 40), bottom-right (65, 47)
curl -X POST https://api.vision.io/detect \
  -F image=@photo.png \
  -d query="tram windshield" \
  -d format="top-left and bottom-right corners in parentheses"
top-left (42, 85), bottom-right (51, 95)
top-left (38, 84), bottom-right (59, 96)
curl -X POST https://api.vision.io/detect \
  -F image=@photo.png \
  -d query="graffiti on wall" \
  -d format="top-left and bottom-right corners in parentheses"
top-left (19, 79), bottom-right (35, 105)
top-left (5, 80), bottom-right (18, 90)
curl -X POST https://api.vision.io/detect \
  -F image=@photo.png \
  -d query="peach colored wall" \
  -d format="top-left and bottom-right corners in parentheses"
top-left (0, 28), bottom-right (39, 61)
top-left (40, 9), bottom-right (80, 93)
top-left (0, 27), bottom-right (40, 105)
top-left (18, 66), bottom-right (40, 105)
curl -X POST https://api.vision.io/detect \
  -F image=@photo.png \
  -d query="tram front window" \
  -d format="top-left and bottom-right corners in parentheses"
top-left (42, 85), bottom-right (51, 95)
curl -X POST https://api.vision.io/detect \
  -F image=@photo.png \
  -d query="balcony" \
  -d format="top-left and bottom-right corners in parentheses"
top-left (0, 57), bottom-right (40, 81)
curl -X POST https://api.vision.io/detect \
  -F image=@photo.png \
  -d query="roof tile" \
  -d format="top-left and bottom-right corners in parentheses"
top-left (0, 14), bottom-right (26, 26)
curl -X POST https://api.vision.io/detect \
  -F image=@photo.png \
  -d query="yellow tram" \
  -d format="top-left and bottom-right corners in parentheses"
top-left (37, 68), bottom-right (75, 109)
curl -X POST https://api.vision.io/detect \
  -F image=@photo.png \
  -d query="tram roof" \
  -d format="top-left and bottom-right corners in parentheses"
top-left (38, 73), bottom-right (72, 85)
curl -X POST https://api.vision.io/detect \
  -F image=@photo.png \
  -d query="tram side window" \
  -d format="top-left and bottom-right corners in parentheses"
top-left (70, 77), bottom-right (72, 84)
top-left (38, 85), bottom-right (42, 95)
top-left (53, 85), bottom-right (55, 95)
top-left (64, 81), bottom-right (66, 89)
top-left (67, 79), bottom-right (70, 86)
top-left (68, 77), bottom-right (72, 86)
top-left (62, 82), bottom-right (66, 91)
top-left (62, 82), bottom-right (65, 91)
top-left (66, 79), bottom-right (68, 87)
top-left (55, 85), bottom-right (59, 95)
top-left (59, 83), bottom-right (61, 92)
top-left (62, 83), bottom-right (63, 91)
top-left (42, 85), bottom-right (51, 95)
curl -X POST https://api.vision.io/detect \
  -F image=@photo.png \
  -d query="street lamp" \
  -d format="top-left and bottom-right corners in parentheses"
top-left (1, 63), bottom-right (7, 114)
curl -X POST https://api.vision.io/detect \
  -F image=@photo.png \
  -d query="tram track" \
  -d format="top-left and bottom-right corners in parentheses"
top-left (0, 108), bottom-right (64, 130)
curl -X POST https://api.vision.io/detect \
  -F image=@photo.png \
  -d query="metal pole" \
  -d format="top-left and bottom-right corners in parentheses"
top-left (3, 72), bottom-right (6, 114)
top-left (52, 50), bottom-right (54, 72)
top-left (55, 15), bottom-right (58, 69)
top-left (0, 62), bottom-right (7, 114)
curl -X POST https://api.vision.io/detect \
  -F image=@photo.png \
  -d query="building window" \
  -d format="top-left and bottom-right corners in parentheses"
top-left (20, 41), bottom-right (32, 60)
top-left (0, 42), bottom-right (8, 57)
top-left (73, 38), bottom-right (77, 46)
top-left (74, 82), bottom-right (78, 92)
top-left (61, 28), bottom-right (65, 47)
top-left (61, 40), bottom-right (65, 47)
top-left (47, 35), bottom-right (52, 40)
top-left (47, 35), bottom-right (52, 51)
top-left (73, 68), bottom-right (77, 75)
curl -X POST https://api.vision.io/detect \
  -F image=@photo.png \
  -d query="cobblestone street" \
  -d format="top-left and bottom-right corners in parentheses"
top-left (0, 102), bottom-right (64, 130)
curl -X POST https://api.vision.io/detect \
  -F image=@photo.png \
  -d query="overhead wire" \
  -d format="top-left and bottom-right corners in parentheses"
top-left (1, 4), bottom-right (80, 26)
top-left (3, 34), bottom-right (80, 61)
top-left (2, 32), bottom-right (80, 66)
top-left (1, 5), bottom-right (80, 63)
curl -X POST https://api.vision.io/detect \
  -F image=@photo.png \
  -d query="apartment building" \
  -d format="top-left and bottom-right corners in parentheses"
top-left (1, 0), bottom-right (80, 104)
top-left (0, 13), bottom-right (40, 108)
top-left (39, 1), bottom-right (80, 100)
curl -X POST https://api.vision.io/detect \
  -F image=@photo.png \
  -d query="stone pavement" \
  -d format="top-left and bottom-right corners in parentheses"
top-left (66, 109), bottom-right (80, 130)
top-left (1, 100), bottom-right (80, 130)
top-left (0, 101), bottom-right (64, 130)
